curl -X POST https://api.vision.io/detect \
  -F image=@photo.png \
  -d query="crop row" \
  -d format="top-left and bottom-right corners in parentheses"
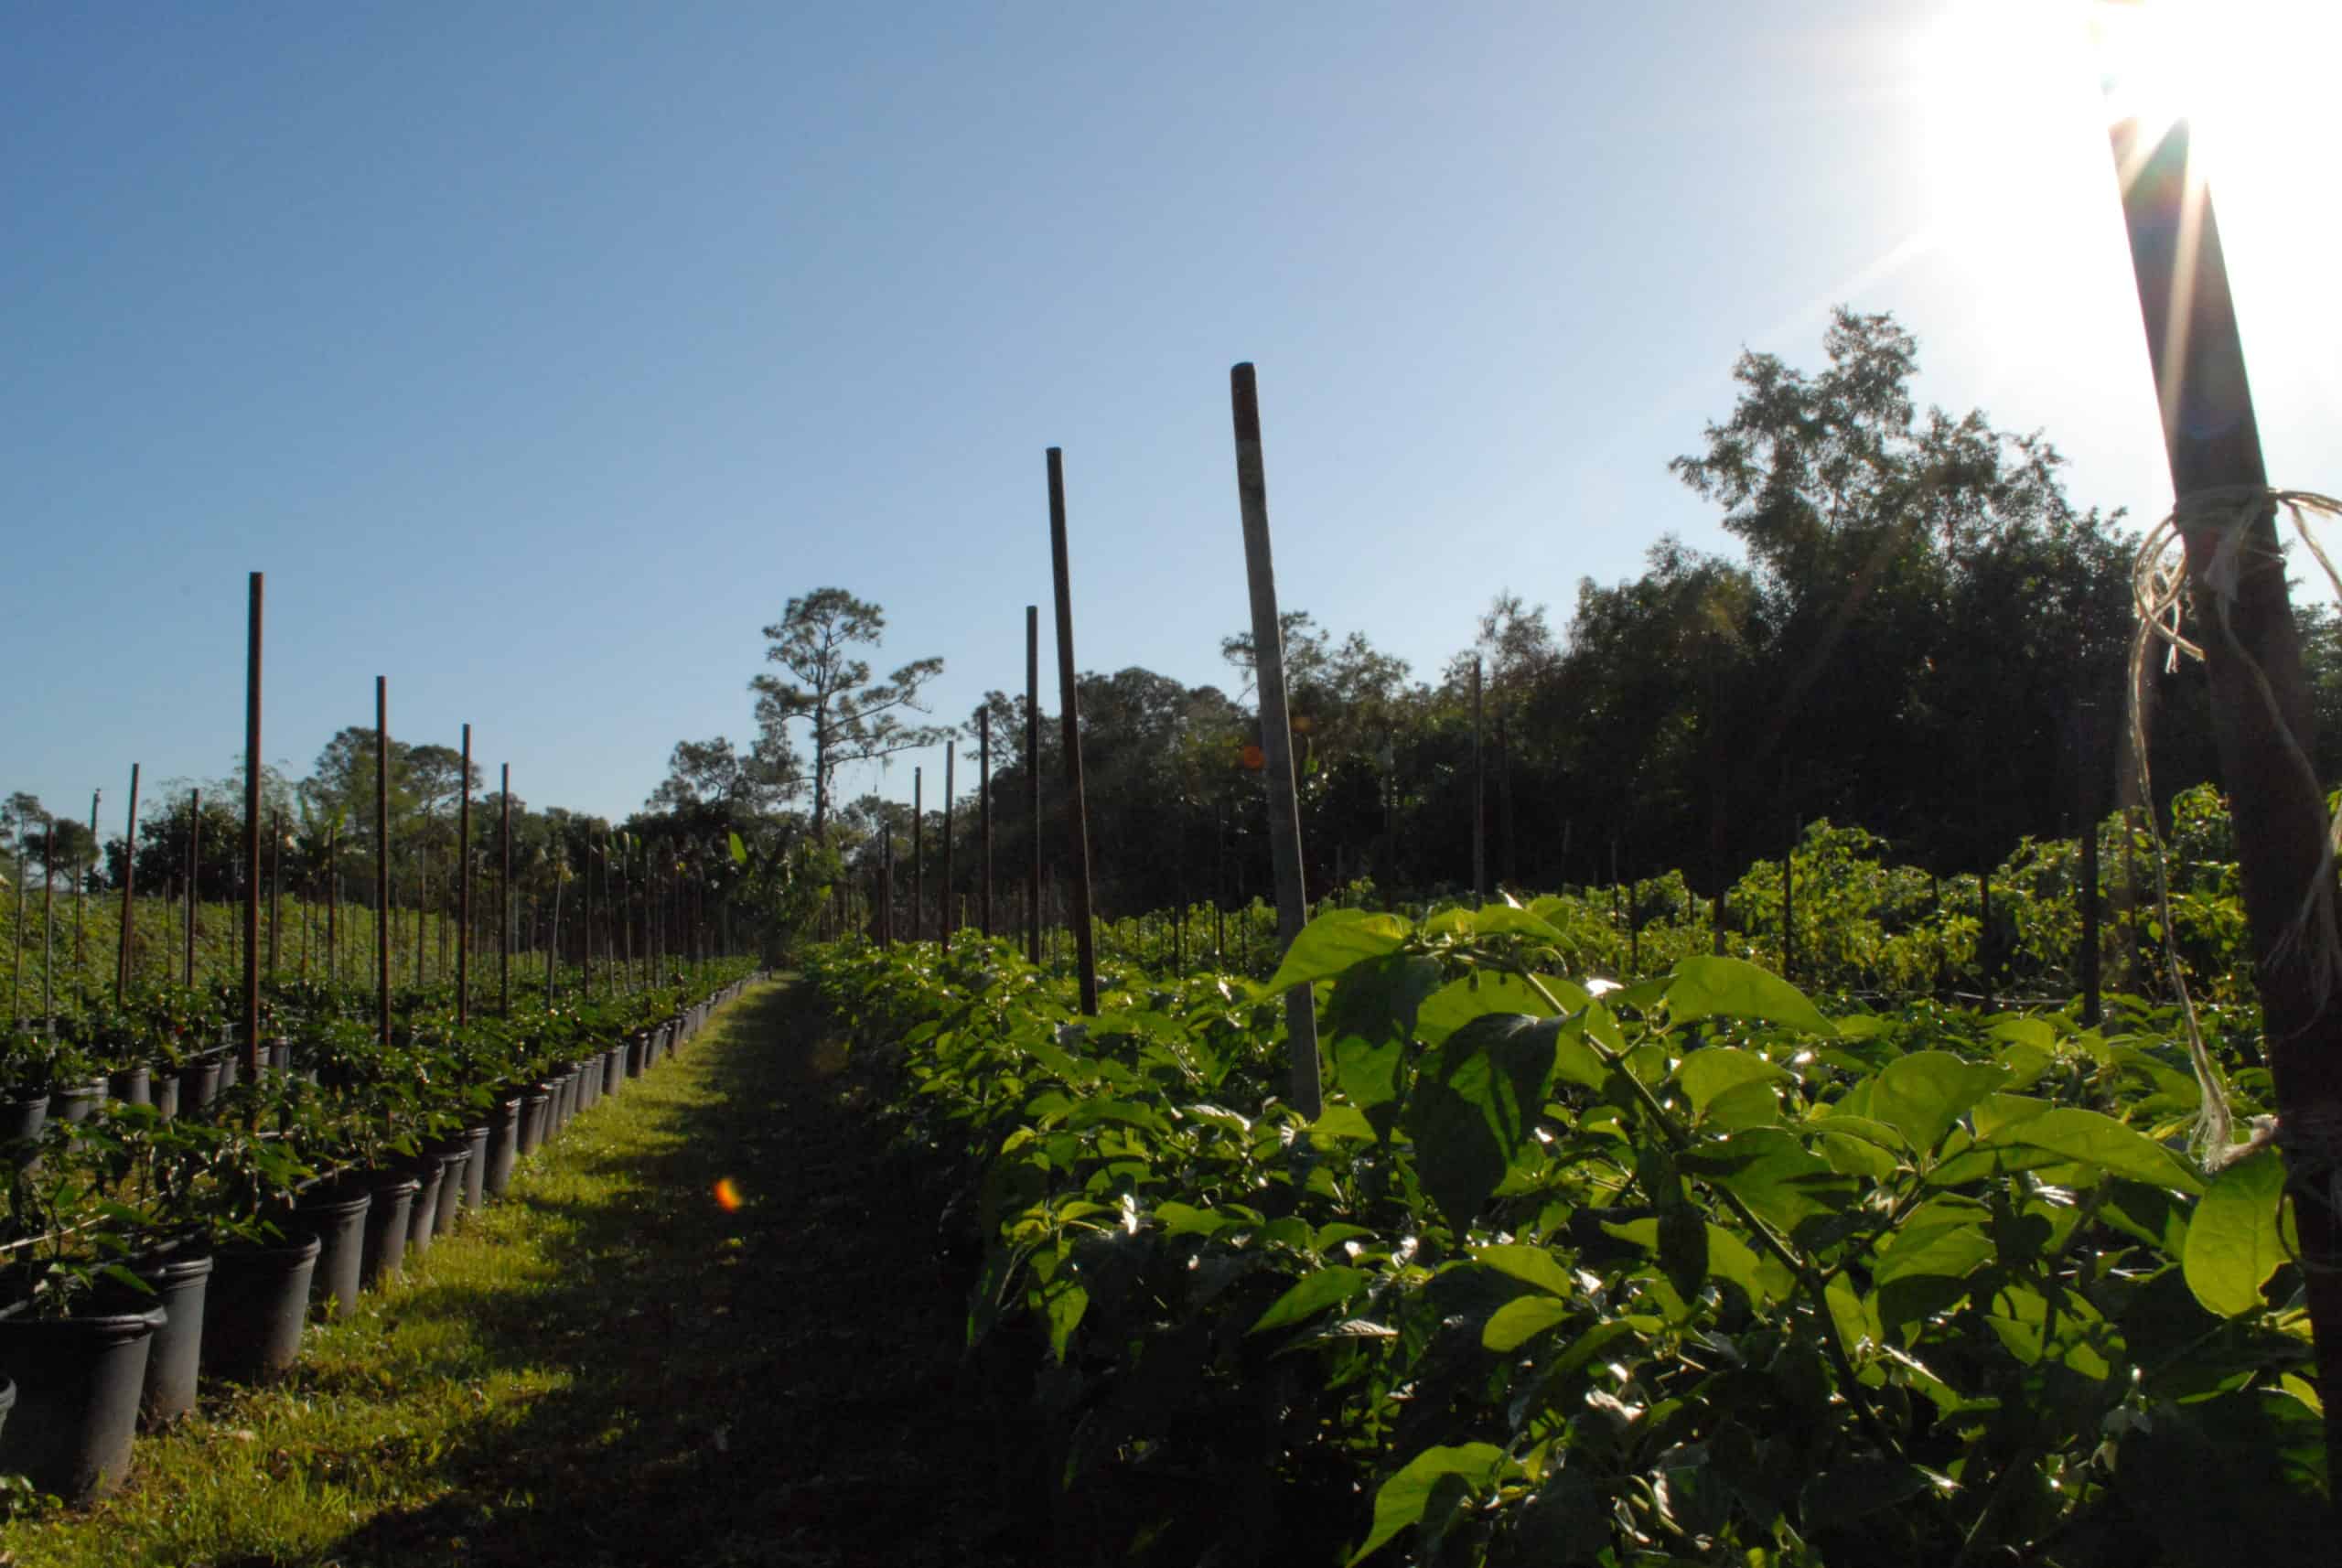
top-left (805, 908), bottom-right (2315, 1566)
top-left (0, 958), bottom-right (759, 1507)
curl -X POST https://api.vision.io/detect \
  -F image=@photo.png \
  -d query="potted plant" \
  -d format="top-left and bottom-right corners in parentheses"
top-left (0, 1121), bottom-right (165, 1503)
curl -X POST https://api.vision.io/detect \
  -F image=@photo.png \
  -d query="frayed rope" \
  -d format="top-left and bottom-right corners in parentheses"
top-left (2126, 487), bottom-right (2342, 1173)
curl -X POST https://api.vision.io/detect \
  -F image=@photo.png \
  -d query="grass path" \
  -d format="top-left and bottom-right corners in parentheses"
top-left (0, 980), bottom-right (1020, 1568)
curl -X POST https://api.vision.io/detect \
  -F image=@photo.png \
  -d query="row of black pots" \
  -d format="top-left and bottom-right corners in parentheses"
top-left (0, 1041), bottom-right (314, 1159)
top-left (0, 976), bottom-right (758, 1507)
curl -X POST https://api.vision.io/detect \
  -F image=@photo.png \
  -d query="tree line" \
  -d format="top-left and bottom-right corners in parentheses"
top-left (9, 308), bottom-right (2337, 946)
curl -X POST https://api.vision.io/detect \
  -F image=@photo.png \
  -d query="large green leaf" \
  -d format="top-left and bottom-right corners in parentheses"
top-left (1402, 1014), bottom-right (1561, 1232)
top-left (1982, 1107), bottom-right (2204, 1196)
top-left (1474, 1243), bottom-right (1576, 1297)
top-left (1262, 910), bottom-right (1412, 993)
top-left (1349, 1444), bottom-right (1509, 1565)
top-left (2184, 1148), bottom-right (2289, 1317)
top-left (1663, 956), bottom-right (1833, 1035)
top-left (1482, 1294), bottom-right (1574, 1352)
top-left (1324, 953), bottom-right (1442, 1138)
top-left (1679, 1127), bottom-right (1856, 1239)
top-left (1252, 1265), bottom-right (1370, 1333)
top-left (1869, 1051), bottom-right (2011, 1155)
top-left (1673, 1047), bottom-right (1792, 1123)
top-left (1417, 972), bottom-right (1568, 1049)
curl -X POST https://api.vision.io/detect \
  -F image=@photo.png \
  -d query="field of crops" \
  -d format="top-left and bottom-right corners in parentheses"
top-left (800, 847), bottom-right (2320, 1565)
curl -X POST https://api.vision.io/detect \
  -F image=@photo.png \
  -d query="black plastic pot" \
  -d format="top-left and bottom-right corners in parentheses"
top-left (0, 1303), bottom-right (166, 1503)
top-left (205, 1232), bottom-right (320, 1384)
top-left (604, 1044), bottom-right (627, 1098)
top-left (0, 1091), bottom-right (48, 1155)
top-left (360, 1176), bottom-right (420, 1289)
top-left (462, 1122), bottom-right (492, 1212)
top-left (48, 1078), bottom-right (107, 1125)
top-left (105, 1066), bottom-right (151, 1108)
top-left (431, 1145), bottom-right (470, 1240)
top-left (405, 1158), bottom-right (446, 1258)
top-left (484, 1097), bottom-right (523, 1197)
top-left (518, 1088), bottom-right (553, 1155)
top-left (294, 1186), bottom-right (372, 1320)
top-left (112, 1239), bottom-right (211, 1428)
top-left (177, 1058), bottom-right (223, 1114)
top-left (625, 1034), bottom-right (648, 1079)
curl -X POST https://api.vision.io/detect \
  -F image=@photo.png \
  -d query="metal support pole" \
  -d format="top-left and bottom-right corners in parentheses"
top-left (979, 711), bottom-right (993, 940)
top-left (458, 725), bottom-right (473, 1026)
top-left (243, 573), bottom-right (263, 1075)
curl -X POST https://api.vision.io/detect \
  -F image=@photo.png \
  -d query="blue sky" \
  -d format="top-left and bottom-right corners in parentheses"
top-left (5, 1), bottom-right (2336, 828)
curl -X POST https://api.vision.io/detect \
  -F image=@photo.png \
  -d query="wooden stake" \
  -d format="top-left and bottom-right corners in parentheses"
top-left (942, 744), bottom-right (956, 953)
top-left (1026, 605), bottom-right (1042, 966)
top-left (979, 711), bottom-right (994, 940)
top-left (913, 767), bottom-right (924, 943)
top-left (117, 765), bottom-right (139, 1003)
top-left (186, 789), bottom-right (200, 988)
top-left (500, 766), bottom-right (511, 1015)
top-left (2112, 110), bottom-right (2342, 1462)
top-left (1471, 657), bottom-right (1487, 902)
top-left (243, 572), bottom-right (263, 1075)
top-left (1047, 449), bottom-right (1100, 1015)
top-left (376, 676), bottom-right (392, 1050)
top-left (1229, 364), bottom-right (1321, 1117)
top-left (458, 725), bottom-right (472, 1025)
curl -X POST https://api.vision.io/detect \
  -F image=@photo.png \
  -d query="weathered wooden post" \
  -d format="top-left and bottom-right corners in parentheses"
top-left (185, 789), bottom-right (201, 988)
top-left (75, 790), bottom-right (94, 1012)
top-left (457, 725), bottom-right (472, 1025)
top-left (942, 743), bottom-right (956, 953)
top-left (268, 809), bottom-right (283, 978)
top-left (2076, 701), bottom-right (2102, 1026)
top-left (375, 677), bottom-right (392, 1050)
top-left (1026, 606), bottom-right (1043, 966)
top-left (1471, 657), bottom-right (1487, 902)
top-left (242, 571), bottom-right (264, 1078)
top-left (1230, 364), bottom-right (1323, 1118)
top-left (116, 765), bottom-right (140, 1002)
top-left (1047, 450), bottom-right (1101, 1014)
top-left (2109, 106), bottom-right (2342, 1459)
top-left (499, 765), bottom-right (511, 1015)
top-left (979, 711), bottom-right (994, 940)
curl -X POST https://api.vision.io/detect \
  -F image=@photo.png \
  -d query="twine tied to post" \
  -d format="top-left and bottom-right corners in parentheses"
top-left (2126, 487), bottom-right (2342, 1172)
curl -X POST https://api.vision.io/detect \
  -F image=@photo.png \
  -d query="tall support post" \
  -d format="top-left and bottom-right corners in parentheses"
top-left (1229, 364), bottom-right (1321, 1117)
top-left (2077, 702), bottom-right (2102, 1027)
top-left (499, 765), bottom-right (512, 1015)
top-left (1047, 448), bottom-right (1101, 1015)
top-left (268, 809), bottom-right (283, 978)
top-left (117, 765), bottom-right (140, 1002)
top-left (1026, 606), bottom-right (1043, 966)
top-left (883, 821), bottom-right (897, 948)
top-left (912, 767), bottom-right (925, 943)
top-left (76, 790), bottom-right (95, 1013)
top-left (1781, 760), bottom-right (1796, 982)
top-left (583, 825), bottom-right (596, 997)
top-left (1708, 656), bottom-right (1728, 956)
top-left (375, 677), bottom-right (392, 1050)
top-left (185, 789), bottom-right (201, 988)
top-left (1471, 658), bottom-right (1487, 901)
top-left (242, 572), bottom-right (264, 1076)
top-left (942, 744), bottom-right (957, 953)
top-left (979, 711), bottom-right (994, 940)
top-left (327, 827), bottom-right (338, 982)
top-left (2111, 111), bottom-right (2342, 1458)
top-left (40, 819), bottom-right (54, 1032)
top-left (458, 725), bottom-right (473, 1026)
top-left (9, 823), bottom-right (22, 1030)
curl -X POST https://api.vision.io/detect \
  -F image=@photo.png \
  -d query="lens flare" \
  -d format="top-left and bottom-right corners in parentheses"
top-left (713, 1177), bottom-right (743, 1211)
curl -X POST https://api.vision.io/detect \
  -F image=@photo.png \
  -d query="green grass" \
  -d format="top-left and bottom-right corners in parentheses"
top-left (0, 977), bottom-right (1016, 1568)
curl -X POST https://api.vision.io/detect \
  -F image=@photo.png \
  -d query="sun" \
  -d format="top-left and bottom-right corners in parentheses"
top-left (2093, 0), bottom-right (2342, 191)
